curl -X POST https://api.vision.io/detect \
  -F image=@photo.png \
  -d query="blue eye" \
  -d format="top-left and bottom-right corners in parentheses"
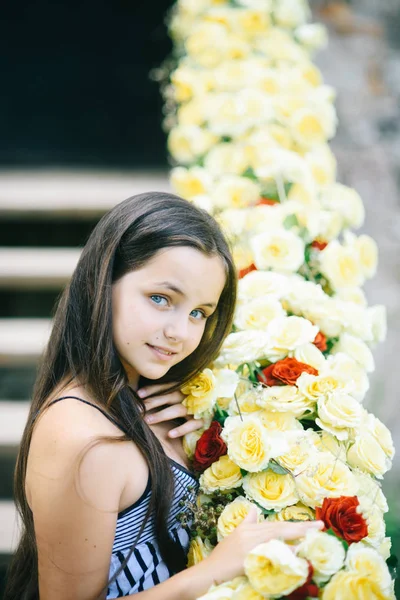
top-left (150, 295), bottom-right (168, 306)
top-left (190, 309), bottom-right (207, 320)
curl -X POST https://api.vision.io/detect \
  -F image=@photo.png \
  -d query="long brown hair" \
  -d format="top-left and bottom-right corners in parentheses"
top-left (4, 192), bottom-right (237, 600)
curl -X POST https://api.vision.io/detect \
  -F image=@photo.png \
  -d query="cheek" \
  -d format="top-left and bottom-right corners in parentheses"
top-left (184, 324), bottom-right (207, 356)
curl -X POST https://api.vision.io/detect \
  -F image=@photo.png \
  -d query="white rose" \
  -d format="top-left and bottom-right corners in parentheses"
top-left (360, 412), bottom-right (395, 460)
top-left (291, 343), bottom-right (326, 371)
top-left (257, 385), bottom-right (315, 419)
top-left (284, 276), bottom-right (326, 315)
top-left (302, 298), bottom-right (343, 338)
top-left (325, 352), bottom-right (370, 402)
top-left (206, 89), bottom-right (273, 137)
top-left (367, 305), bottom-right (387, 344)
top-left (276, 431), bottom-right (317, 474)
top-left (335, 287), bottom-right (367, 307)
top-left (319, 240), bottom-right (365, 290)
top-left (354, 234), bottom-right (378, 279)
top-left (296, 371), bottom-right (353, 401)
top-left (238, 270), bottom-right (290, 302)
top-left (250, 229), bottom-right (305, 273)
top-left (234, 297), bottom-right (286, 331)
top-left (321, 183), bottom-right (365, 229)
top-left (331, 333), bottom-right (374, 372)
top-left (289, 103), bottom-right (337, 149)
top-left (347, 434), bottom-right (391, 478)
top-left (295, 23), bottom-right (328, 52)
top-left (354, 470), bottom-right (388, 514)
top-left (216, 330), bottom-right (270, 366)
top-left (273, 0), bottom-right (310, 28)
top-left (358, 502), bottom-right (386, 549)
top-left (216, 208), bottom-right (248, 238)
top-left (258, 410), bottom-right (304, 433)
top-left (266, 316), bottom-right (319, 360)
top-left (315, 392), bottom-right (363, 440)
top-left (298, 530), bottom-right (345, 584)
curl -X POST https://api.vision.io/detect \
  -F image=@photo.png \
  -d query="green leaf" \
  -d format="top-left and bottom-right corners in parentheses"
top-left (325, 528), bottom-right (349, 551)
top-left (240, 468), bottom-right (248, 477)
top-left (386, 553), bottom-right (398, 580)
top-left (283, 214), bottom-right (299, 230)
top-left (268, 460), bottom-right (290, 476)
top-left (214, 407), bottom-right (229, 426)
top-left (242, 167), bottom-right (258, 181)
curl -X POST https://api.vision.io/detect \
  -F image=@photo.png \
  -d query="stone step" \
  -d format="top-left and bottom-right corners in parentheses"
top-left (0, 248), bottom-right (80, 288)
top-left (0, 501), bottom-right (19, 553)
top-left (0, 401), bottom-right (30, 446)
top-left (0, 170), bottom-right (169, 218)
top-left (0, 319), bottom-right (51, 365)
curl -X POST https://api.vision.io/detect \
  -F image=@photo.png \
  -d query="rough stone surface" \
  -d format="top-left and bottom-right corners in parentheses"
top-left (313, 0), bottom-right (400, 493)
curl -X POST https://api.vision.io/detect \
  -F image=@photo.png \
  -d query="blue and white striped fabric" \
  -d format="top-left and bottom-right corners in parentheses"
top-left (107, 460), bottom-right (198, 598)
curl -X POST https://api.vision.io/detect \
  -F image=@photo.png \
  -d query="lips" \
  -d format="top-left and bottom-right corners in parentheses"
top-left (146, 344), bottom-right (179, 360)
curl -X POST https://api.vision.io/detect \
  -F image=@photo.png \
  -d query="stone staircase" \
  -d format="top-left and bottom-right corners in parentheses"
top-left (0, 169), bottom-right (169, 592)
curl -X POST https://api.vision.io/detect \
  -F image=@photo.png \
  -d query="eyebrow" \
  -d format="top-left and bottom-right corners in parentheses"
top-left (154, 281), bottom-right (217, 308)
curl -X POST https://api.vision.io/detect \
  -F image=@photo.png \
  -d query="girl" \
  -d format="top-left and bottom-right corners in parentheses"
top-left (5, 192), bottom-right (322, 600)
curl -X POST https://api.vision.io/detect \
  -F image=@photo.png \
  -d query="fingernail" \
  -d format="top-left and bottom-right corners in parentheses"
top-left (144, 415), bottom-right (153, 424)
top-left (311, 521), bottom-right (324, 528)
top-left (169, 430), bottom-right (178, 438)
top-left (137, 389), bottom-right (146, 398)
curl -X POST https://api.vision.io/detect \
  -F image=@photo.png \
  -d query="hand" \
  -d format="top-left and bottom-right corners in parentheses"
top-left (203, 507), bottom-right (324, 585)
top-left (137, 382), bottom-right (204, 438)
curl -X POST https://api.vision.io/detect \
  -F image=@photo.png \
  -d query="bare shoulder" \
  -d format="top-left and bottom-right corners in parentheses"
top-left (26, 387), bottom-right (146, 513)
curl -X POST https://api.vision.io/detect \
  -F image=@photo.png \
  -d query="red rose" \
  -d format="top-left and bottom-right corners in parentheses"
top-left (193, 421), bottom-right (227, 472)
top-left (287, 564), bottom-right (319, 600)
top-left (311, 240), bottom-right (328, 251)
top-left (238, 263), bottom-right (257, 279)
top-left (257, 197), bottom-right (279, 206)
top-left (257, 357), bottom-right (319, 387)
top-left (316, 496), bottom-right (368, 545)
top-left (313, 331), bottom-right (327, 352)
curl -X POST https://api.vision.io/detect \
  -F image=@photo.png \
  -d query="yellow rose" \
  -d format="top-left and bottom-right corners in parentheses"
top-left (316, 392), bottom-right (363, 440)
top-left (361, 413), bottom-right (395, 460)
top-left (204, 142), bottom-right (250, 177)
top-left (258, 410), bottom-right (304, 433)
top-left (359, 503), bottom-right (386, 549)
top-left (183, 428), bottom-right (204, 459)
top-left (290, 105), bottom-right (337, 148)
top-left (182, 368), bottom-right (216, 418)
top-left (297, 530), bottom-right (345, 584)
top-left (354, 234), bottom-right (378, 279)
top-left (170, 166), bottom-right (212, 200)
top-left (177, 98), bottom-right (206, 126)
top-left (347, 434), bottom-right (391, 478)
top-left (234, 297), bottom-right (286, 331)
top-left (206, 89), bottom-right (271, 137)
top-left (250, 229), bottom-right (305, 273)
top-left (305, 143), bottom-right (336, 187)
top-left (345, 544), bottom-right (392, 594)
top-left (217, 497), bottom-right (263, 541)
top-left (168, 125), bottom-right (218, 164)
top-left (232, 581), bottom-right (264, 600)
top-left (267, 502), bottom-right (315, 522)
top-left (296, 371), bottom-right (351, 401)
top-left (295, 23), bottom-right (328, 52)
top-left (211, 175), bottom-right (261, 210)
top-left (229, 388), bottom-right (261, 416)
top-left (216, 330), bottom-right (270, 366)
top-left (313, 430), bottom-right (347, 462)
top-left (187, 536), bottom-right (213, 567)
top-left (258, 385), bottom-right (315, 419)
top-left (321, 570), bottom-right (392, 600)
top-left (244, 539), bottom-right (309, 598)
top-left (222, 415), bottom-right (280, 472)
top-left (200, 455), bottom-right (243, 493)
top-left (197, 584), bottom-right (234, 600)
top-left (276, 432), bottom-right (317, 474)
top-left (243, 469), bottom-right (298, 511)
top-left (354, 471), bottom-right (388, 514)
top-left (234, 8), bottom-right (271, 38)
top-left (319, 240), bottom-right (365, 290)
top-left (295, 452), bottom-right (357, 508)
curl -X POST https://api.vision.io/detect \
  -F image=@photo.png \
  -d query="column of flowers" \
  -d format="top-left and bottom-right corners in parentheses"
top-left (159, 1), bottom-right (396, 598)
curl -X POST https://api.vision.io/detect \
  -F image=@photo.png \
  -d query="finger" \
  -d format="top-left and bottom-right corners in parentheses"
top-left (240, 506), bottom-right (259, 525)
top-left (144, 403), bottom-right (188, 425)
top-left (143, 391), bottom-right (184, 411)
top-left (137, 382), bottom-right (180, 399)
top-left (168, 418), bottom-right (205, 439)
top-left (265, 520), bottom-right (324, 541)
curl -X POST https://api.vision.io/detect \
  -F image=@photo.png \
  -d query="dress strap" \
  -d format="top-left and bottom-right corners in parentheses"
top-left (33, 395), bottom-right (129, 434)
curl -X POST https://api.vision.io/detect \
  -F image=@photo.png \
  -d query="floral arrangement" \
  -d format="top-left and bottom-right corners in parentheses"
top-left (159, 0), bottom-right (396, 597)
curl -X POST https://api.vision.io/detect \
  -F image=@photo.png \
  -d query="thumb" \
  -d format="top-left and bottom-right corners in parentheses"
top-left (241, 505), bottom-right (259, 525)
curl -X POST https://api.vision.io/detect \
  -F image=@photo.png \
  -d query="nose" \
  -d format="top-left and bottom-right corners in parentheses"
top-left (164, 312), bottom-right (189, 343)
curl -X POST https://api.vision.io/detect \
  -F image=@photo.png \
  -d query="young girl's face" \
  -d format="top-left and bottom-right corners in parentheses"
top-left (112, 246), bottom-right (227, 388)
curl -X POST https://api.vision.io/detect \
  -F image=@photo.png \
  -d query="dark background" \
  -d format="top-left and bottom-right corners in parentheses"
top-left (0, 0), bottom-right (172, 168)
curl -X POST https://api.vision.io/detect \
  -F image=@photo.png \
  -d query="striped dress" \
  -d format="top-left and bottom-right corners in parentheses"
top-left (107, 459), bottom-right (198, 598)
top-left (33, 396), bottom-right (198, 598)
